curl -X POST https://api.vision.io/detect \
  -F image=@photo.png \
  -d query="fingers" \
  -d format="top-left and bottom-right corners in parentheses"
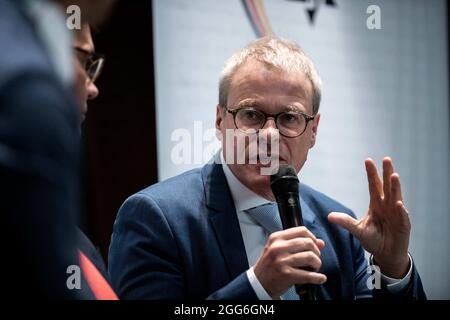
top-left (284, 237), bottom-right (322, 257)
top-left (369, 157), bottom-right (404, 208)
top-left (365, 158), bottom-right (383, 204)
top-left (390, 172), bottom-right (403, 205)
top-left (285, 251), bottom-right (322, 271)
top-left (327, 212), bottom-right (360, 239)
top-left (268, 227), bottom-right (324, 258)
top-left (254, 227), bottom-right (327, 297)
top-left (382, 157), bottom-right (394, 201)
top-left (395, 200), bottom-right (407, 214)
top-left (286, 268), bottom-right (327, 285)
top-left (316, 238), bottom-right (325, 250)
top-left (270, 226), bottom-right (318, 243)
top-left (394, 200), bottom-right (411, 229)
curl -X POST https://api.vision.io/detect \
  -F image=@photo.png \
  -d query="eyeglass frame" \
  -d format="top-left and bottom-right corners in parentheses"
top-left (225, 106), bottom-right (315, 138)
top-left (73, 47), bottom-right (105, 83)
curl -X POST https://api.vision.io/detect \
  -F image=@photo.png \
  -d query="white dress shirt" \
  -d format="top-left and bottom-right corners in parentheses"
top-left (219, 151), bottom-right (412, 299)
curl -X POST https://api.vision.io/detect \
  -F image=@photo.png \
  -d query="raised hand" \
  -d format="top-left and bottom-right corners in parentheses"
top-left (328, 157), bottom-right (411, 278)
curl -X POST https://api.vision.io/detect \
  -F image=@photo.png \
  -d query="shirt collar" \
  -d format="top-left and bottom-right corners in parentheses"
top-left (220, 151), bottom-right (273, 213)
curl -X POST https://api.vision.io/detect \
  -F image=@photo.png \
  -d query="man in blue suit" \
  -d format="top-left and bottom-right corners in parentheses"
top-left (108, 37), bottom-right (426, 300)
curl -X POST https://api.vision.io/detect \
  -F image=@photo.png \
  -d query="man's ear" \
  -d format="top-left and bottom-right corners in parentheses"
top-left (215, 104), bottom-right (223, 130)
top-left (215, 104), bottom-right (224, 141)
top-left (309, 112), bottom-right (320, 148)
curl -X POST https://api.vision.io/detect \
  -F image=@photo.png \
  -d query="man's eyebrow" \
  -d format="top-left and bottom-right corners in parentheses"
top-left (235, 100), bottom-right (259, 108)
top-left (285, 105), bottom-right (300, 111)
top-left (235, 102), bottom-right (303, 112)
top-left (75, 47), bottom-right (95, 57)
top-left (282, 104), bottom-right (310, 113)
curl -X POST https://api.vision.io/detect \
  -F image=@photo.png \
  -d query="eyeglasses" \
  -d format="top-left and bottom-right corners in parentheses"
top-left (73, 47), bottom-right (105, 83)
top-left (226, 106), bottom-right (315, 138)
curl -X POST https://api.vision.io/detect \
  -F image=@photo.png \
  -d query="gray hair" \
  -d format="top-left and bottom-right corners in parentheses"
top-left (219, 36), bottom-right (322, 115)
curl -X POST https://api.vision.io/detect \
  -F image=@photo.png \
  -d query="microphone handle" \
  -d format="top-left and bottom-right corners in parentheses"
top-left (277, 192), bottom-right (317, 301)
top-left (295, 282), bottom-right (317, 301)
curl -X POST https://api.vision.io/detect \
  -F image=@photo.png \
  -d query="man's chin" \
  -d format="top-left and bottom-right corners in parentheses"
top-left (228, 157), bottom-right (290, 175)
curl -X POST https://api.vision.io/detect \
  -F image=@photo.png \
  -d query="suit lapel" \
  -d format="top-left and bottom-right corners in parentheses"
top-left (203, 163), bottom-right (249, 279)
top-left (300, 197), bottom-right (343, 298)
top-left (300, 197), bottom-right (335, 273)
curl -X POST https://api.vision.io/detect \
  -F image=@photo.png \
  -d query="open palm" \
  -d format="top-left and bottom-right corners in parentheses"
top-left (328, 158), bottom-right (411, 278)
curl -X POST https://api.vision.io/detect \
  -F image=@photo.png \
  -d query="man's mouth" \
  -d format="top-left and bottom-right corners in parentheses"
top-left (249, 154), bottom-right (285, 165)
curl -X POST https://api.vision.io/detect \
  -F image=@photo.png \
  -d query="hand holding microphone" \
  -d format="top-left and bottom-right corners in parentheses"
top-left (253, 165), bottom-right (326, 300)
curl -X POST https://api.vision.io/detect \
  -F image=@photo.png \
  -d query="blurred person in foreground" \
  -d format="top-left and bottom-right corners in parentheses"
top-left (0, 0), bottom-right (114, 299)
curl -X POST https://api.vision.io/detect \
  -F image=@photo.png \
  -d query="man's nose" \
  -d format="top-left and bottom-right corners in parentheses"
top-left (262, 117), bottom-right (278, 133)
top-left (260, 117), bottom-right (280, 143)
top-left (87, 81), bottom-right (99, 100)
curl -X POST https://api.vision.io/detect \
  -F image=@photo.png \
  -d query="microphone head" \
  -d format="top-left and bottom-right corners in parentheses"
top-left (270, 164), bottom-right (299, 197)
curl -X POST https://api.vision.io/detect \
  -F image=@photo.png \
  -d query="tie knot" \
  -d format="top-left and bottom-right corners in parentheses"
top-left (245, 203), bottom-right (282, 234)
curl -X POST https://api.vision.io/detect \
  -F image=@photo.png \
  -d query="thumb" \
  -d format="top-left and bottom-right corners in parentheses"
top-left (328, 212), bottom-right (360, 238)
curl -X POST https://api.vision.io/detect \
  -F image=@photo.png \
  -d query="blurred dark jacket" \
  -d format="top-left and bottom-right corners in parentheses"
top-left (0, 0), bottom-right (91, 299)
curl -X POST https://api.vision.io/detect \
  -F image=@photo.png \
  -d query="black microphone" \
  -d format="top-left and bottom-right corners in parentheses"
top-left (270, 164), bottom-right (317, 301)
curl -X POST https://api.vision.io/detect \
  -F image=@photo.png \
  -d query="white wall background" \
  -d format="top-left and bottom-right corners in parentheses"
top-left (153, 0), bottom-right (450, 299)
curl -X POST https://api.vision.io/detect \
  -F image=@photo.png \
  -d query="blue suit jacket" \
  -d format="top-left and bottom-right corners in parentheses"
top-left (109, 162), bottom-right (426, 300)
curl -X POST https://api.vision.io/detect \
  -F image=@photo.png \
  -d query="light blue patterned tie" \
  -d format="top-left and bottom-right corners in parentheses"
top-left (245, 203), bottom-right (299, 300)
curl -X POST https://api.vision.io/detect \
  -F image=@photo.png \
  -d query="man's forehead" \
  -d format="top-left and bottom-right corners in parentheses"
top-left (228, 60), bottom-right (314, 113)
top-left (232, 61), bottom-right (311, 91)
top-left (233, 60), bottom-right (308, 83)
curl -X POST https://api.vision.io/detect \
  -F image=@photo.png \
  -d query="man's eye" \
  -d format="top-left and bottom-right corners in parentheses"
top-left (281, 112), bottom-right (302, 124)
top-left (244, 110), bottom-right (257, 118)
top-left (284, 113), bottom-right (297, 121)
top-left (241, 110), bottom-right (262, 121)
